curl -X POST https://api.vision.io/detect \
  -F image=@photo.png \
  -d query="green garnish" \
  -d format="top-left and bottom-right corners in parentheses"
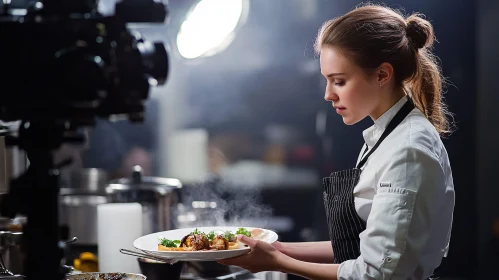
top-left (207, 231), bottom-right (216, 241)
top-left (159, 238), bottom-right (180, 247)
top-left (185, 227), bottom-right (252, 242)
top-left (236, 227), bottom-right (251, 237)
top-left (224, 230), bottom-right (235, 240)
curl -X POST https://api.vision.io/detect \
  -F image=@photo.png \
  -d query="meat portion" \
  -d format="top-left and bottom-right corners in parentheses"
top-left (180, 234), bottom-right (210, 250)
top-left (211, 235), bottom-right (229, 250)
top-left (251, 228), bottom-right (265, 239)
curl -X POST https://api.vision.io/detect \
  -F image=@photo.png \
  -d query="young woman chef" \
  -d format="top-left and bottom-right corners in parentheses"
top-left (219, 4), bottom-right (455, 280)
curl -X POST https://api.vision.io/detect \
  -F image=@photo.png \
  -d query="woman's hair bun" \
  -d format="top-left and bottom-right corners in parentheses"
top-left (406, 14), bottom-right (434, 49)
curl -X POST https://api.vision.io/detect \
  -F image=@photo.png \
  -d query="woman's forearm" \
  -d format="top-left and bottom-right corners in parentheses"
top-left (277, 241), bottom-right (334, 263)
top-left (278, 255), bottom-right (339, 280)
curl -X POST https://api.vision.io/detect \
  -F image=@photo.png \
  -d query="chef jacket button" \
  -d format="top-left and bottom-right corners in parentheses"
top-left (385, 257), bottom-right (392, 263)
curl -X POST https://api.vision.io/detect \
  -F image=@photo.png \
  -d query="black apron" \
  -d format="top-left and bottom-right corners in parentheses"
top-left (323, 98), bottom-right (415, 264)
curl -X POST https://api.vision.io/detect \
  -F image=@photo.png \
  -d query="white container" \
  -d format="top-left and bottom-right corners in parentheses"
top-left (97, 203), bottom-right (142, 273)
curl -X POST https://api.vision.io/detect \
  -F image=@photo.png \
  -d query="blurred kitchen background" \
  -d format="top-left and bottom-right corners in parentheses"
top-left (0, 0), bottom-right (497, 279)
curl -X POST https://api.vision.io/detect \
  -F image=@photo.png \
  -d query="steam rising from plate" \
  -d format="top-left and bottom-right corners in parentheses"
top-left (174, 178), bottom-right (273, 229)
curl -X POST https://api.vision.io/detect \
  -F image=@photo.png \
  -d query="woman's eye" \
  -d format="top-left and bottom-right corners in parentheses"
top-left (334, 80), bottom-right (345, 86)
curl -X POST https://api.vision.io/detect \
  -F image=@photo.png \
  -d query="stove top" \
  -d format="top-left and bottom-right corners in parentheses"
top-left (181, 269), bottom-right (253, 280)
top-left (181, 264), bottom-right (253, 280)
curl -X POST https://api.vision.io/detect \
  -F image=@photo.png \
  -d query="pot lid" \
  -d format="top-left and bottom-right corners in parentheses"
top-left (106, 165), bottom-right (182, 195)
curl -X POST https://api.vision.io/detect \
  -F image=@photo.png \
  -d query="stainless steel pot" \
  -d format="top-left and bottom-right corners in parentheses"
top-left (59, 168), bottom-right (110, 245)
top-left (0, 231), bottom-right (23, 275)
top-left (67, 168), bottom-right (109, 193)
top-left (106, 166), bottom-right (182, 235)
top-left (0, 133), bottom-right (27, 195)
top-left (59, 195), bottom-right (109, 245)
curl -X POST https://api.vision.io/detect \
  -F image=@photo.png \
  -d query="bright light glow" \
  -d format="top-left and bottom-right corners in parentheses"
top-left (176, 0), bottom-right (245, 59)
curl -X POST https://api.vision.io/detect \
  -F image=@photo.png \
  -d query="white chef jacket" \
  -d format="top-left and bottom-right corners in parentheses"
top-left (337, 96), bottom-right (455, 280)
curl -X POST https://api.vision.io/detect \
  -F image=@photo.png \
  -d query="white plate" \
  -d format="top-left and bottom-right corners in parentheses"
top-left (133, 226), bottom-right (278, 261)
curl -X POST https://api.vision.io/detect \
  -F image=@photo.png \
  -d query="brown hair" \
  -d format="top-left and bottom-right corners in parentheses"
top-left (315, 4), bottom-right (453, 135)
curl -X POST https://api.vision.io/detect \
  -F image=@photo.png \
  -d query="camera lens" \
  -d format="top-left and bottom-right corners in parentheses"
top-left (137, 40), bottom-right (169, 85)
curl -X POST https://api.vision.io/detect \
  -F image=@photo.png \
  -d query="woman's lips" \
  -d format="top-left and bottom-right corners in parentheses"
top-left (334, 107), bottom-right (346, 114)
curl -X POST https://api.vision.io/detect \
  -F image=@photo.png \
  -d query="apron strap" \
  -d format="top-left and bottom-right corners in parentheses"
top-left (356, 98), bottom-right (415, 169)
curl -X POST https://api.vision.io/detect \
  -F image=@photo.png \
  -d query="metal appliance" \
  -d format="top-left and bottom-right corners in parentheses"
top-left (0, 230), bottom-right (77, 277)
top-left (122, 249), bottom-right (287, 280)
top-left (60, 168), bottom-right (110, 245)
top-left (0, 131), bottom-right (27, 195)
top-left (0, 231), bottom-right (23, 275)
top-left (106, 165), bottom-right (182, 235)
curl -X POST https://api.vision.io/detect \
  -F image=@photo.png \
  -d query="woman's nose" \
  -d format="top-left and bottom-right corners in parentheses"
top-left (324, 89), bottom-right (338, 102)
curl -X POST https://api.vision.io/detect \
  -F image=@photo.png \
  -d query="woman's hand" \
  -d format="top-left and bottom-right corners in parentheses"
top-left (263, 240), bottom-right (335, 263)
top-left (217, 235), bottom-right (290, 273)
top-left (219, 235), bottom-right (341, 280)
top-left (270, 240), bottom-right (285, 253)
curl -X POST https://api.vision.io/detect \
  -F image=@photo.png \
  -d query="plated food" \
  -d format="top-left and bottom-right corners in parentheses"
top-left (65, 272), bottom-right (146, 280)
top-left (157, 227), bottom-right (265, 251)
top-left (133, 226), bottom-right (278, 261)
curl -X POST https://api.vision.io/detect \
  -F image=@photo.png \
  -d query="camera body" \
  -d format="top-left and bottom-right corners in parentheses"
top-left (0, 0), bottom-right (168, 125)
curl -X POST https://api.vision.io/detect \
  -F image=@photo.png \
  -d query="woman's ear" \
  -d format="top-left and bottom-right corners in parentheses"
top-left (377, 62), bottom-right (394, 87)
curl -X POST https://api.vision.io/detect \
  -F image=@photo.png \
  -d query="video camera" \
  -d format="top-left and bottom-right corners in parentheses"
top-left (0, 0), bottom-right (169, 279)
top-left (0, 0), bottom-right (168, 124)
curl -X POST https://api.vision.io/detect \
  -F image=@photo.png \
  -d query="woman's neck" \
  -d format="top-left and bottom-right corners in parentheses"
top-left (369, 88), bottom-right (406, 121)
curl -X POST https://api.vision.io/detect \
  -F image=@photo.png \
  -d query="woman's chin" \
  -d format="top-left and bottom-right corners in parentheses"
top-left (342, 116), bottom-right (362, 125)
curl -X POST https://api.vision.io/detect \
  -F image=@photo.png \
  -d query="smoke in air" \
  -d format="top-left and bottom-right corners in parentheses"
top-left (174, 178), bottom-right (273, 229)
